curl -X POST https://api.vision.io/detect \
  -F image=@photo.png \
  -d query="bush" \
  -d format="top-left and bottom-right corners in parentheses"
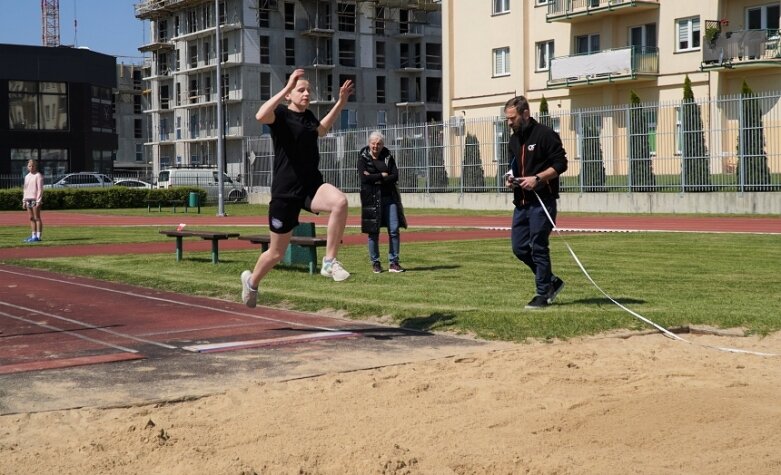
top-left (0, 187), bottom-right (206, 211)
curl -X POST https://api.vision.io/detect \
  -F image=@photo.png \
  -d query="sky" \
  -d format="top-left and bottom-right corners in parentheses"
top-left (0, 0), bottom-right (149, 62)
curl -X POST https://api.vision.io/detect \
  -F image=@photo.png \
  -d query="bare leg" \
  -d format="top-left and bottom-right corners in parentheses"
top-left (32, 206), bottom-right (42, 236)
top-left (310, 183), bottom-right (348, 260)
top-left (27, 207), bottom-right (35, 236)
top-left (249, 231), bottom-right (293, 288)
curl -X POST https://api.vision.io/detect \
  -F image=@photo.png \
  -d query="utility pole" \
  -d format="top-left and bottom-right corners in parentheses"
top-left (215, 0), bottom-right (225, 216)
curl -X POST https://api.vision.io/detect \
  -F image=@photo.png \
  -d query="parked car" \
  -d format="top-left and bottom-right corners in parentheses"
top-left (156, 168), bottom-right (246, 202)
top-left (114, 178), bottom-right (153, 189)
top-left (44, 172), bottom-right (114, 189)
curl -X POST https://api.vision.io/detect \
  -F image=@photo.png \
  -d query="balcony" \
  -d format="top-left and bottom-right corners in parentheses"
top-left (354, 0), bottom-right (441, 13)
top-left (702, 28), bottom-right (781, 70)
top-left (301, 21), bottom-right (334, 37)
top-left (547, 0), bottom-right (659, 23)
top-left (548, 46), bottom-right (658, 88)
top-left (138, 38), bottom-right (174, 52)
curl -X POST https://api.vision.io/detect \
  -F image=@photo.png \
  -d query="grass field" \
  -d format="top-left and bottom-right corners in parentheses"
top-left (3, 220), bottom-right (779, 342)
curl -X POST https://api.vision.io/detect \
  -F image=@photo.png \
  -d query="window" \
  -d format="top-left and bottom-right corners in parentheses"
top-left (376, 41), bottom-right (385, 68)
top-left (221, 73), bottom-right (229, 100)
top-left (426, 77), bottom-right (441, 103)
top-left (176, 116), bottom-right (182, 140)
top-left (260, 36), bottom-right (270, 64)
top-left (493, 0), bottom-right (510, 15)
top-left (204, 76), bottom-right (212, 101)
top-left (339, 108), bottom-right (357, 129)
top-left (375, 6), bottom-right (385, 35)
top-left (677, 17), bottom-right (700, 52)
top-left (747, 4), bottom-right (780, 34)
top-left (284, 2), bottom-right (295, 30)
top-left (133, 94), bottom-right (142, 114)
top-left (135, 143), bottom-right (144, 162)
top-left (160, 85), bottom-right (170, 109)
top-left (158, 19), bottom-right (168, 41)
top-left (536, 40), bottom-right (554, 71)
top-left (134, 119), bottom-right (143, 138)
top-left (377, 110), bottom-right (387, 128)
top-left (337, 3), bottom-right (356, 32)
top-left (630, 23), bottom-right (657, 49)
top-left (189, 78), bottom-right (199, 103)
top-left (536, 0), bottom-right (550, 5)
top-left (9, 81), bottom-right (68, 131)
top-left (260, 72), bottom-right (271, 100)
top-left (258, 8), bottom-right (270, 28)
top-left (376, 76), bottom-right (386, 103)
top-left (221, 38), bottom-right (229, 62)
top-left (338, 39), bottom-right (356, 67)
top-left (189, 45), bottom-right (198, 68)
top-left (190, 111), bottom-right (199, 139)
top-left (175, 82), bottom-right (182, 107)
top-left (426, 43), bottom-right (442, 70)
top-left (575, 34), bottom-right (600, 54)
top-left (339, 74), bottom-right (356, 102)
top-left (493, 47), bottom-right (510, 76)
top-left (203, 41), bottom-right (210, 63)
top-left (91, 85), bottom-right (113, 133)
top-left (285, 38), bottom-right (296, 65)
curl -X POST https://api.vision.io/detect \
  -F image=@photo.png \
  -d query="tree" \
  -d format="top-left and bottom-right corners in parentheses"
top-left (681, 75), bottom-right (712, 191)
top-left (462, 133), bottom-right (485, 192)
top-left (580, 114), bottom-right (606, 191)
top-left (628, 91), bottom-right (656, 191)
top-left (538, 96), bottom-right (552, 128)
top-left (426, 124), bottom-right (449, 192)
top-left (737, 80), bottom-right (772, 191)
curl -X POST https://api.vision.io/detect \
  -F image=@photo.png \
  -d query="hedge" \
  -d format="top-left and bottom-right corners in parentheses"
top-left (0, 187), bottom-right (207, 211)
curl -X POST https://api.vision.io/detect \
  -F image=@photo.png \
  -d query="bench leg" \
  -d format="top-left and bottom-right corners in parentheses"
top-left (175, 236), bottom-right (183, 262)
top-left (308, 247), bottom-right (317, 275)
top-left (211, 239), bottom-right (219, 264)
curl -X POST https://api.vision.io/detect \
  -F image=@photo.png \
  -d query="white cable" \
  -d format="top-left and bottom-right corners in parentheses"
top-left (534, 191), bottom-right (776, 357)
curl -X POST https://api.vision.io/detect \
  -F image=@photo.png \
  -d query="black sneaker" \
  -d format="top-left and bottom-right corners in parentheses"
top-left (372, 261), bottom-right (382, 273)
top-left (547, 276), bottom-right (565, 304)
top-left (525, 295), bottom-right (549, 310)
top-left (389, 262), bottom-right (405, 273)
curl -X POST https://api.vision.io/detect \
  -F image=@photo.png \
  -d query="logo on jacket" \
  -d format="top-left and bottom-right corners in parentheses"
top-left (527, 144), bottom-right (536, 151)
top-left (271, 217), bottom-right (284, 230)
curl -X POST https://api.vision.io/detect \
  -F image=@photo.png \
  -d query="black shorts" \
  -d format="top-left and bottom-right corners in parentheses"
top-left (23, 199), bottom-right (38, 209)
top-left (268, 194), bottom-right (318, 234)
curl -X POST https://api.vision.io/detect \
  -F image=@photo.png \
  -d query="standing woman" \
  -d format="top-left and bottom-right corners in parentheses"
top-left (22, 159), bottom-right (44, 243)
top-left (358, 131), bottom-right (407, 273)
top-left (240, 69), bottom-right (354, 308)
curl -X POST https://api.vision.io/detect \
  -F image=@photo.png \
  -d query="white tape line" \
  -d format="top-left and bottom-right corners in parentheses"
top-left (534, 192), bottom-right (776, 357)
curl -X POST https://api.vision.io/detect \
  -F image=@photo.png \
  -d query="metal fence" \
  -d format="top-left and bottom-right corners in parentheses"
top-left (244, 89), bottom-right (781, 194)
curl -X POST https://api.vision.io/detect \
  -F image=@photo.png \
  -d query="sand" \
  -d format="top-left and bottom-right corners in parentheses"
top-left (2, 330), bottom-right (781, 475)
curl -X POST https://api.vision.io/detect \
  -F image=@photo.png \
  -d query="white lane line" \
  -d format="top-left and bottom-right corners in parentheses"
top-left (0, 301), bottom-right (178, 350)
top-left (0, 268), bottom-right (352, 333)
top-left (0, 310), bottom-right (139, 354)
top-left (182, 331), bottom-right (356, 353)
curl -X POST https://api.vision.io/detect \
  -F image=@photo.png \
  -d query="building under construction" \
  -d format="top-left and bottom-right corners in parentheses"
top-left (135, 0), bottom-right (442, 178)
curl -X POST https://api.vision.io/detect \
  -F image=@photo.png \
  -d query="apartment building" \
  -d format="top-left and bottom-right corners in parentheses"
top-left (443, 0), bottom-right (780, 118)
top-left (114, 63), bottom-right (152, 174)
top-left (135, 0), bottom-right (443, 178)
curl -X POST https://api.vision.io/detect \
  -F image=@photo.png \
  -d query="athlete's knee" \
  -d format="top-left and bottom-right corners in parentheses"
top-left (30, 216), bottom-right (36, 222)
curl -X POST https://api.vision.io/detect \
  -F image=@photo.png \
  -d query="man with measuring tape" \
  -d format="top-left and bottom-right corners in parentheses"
top-left (504, 96), bottom-right (569, 310)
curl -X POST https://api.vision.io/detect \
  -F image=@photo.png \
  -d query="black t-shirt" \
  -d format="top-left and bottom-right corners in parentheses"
top-left (269, 104), bottom-right (324, 199)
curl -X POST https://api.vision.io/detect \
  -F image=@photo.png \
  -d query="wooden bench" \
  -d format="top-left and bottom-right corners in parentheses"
top-left (147, 199), bottom-right (187, 213)
top-left (159, 229), bottom-right (240, 264)
top-left (239, 234), bottom-right (327, 274)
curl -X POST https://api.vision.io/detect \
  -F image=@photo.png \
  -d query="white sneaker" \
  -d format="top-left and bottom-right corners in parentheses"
top-left (320, 258), bottom-right (350, 282)
top-left (241, 270), bottom-right (258, 308)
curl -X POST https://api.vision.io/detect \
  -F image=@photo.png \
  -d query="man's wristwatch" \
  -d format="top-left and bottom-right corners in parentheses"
top-left (534, 175), bottom-right (541, 184)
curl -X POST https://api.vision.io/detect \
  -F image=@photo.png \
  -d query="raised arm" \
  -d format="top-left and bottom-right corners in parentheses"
top-left (317, 79), bottom-right (355, 137)
top-left (255, 69), bottom-right (306, 124)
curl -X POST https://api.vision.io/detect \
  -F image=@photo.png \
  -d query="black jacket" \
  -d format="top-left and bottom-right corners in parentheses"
top-left (357, 146), bottom-right (407, 234)
top-left (507, 117), bottom-right (568, 206)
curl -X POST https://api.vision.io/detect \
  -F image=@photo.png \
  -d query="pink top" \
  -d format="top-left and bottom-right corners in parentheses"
top-left (23, 172), bottom-right (44, 202)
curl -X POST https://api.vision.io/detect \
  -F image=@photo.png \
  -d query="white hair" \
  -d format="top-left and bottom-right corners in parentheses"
top-left (368, 130), bottom-right (385, 144)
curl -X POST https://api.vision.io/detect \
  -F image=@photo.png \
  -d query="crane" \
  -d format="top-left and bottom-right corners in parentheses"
top-left (41, 0), bottom-right (61, 47)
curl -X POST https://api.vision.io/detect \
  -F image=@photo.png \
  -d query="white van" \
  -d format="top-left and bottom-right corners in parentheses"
top-left (156, 168), bottom-right (246, 202)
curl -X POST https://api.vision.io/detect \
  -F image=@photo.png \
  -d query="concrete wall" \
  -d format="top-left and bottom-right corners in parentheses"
top-left (248, 190), bottom-right (780, 215)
